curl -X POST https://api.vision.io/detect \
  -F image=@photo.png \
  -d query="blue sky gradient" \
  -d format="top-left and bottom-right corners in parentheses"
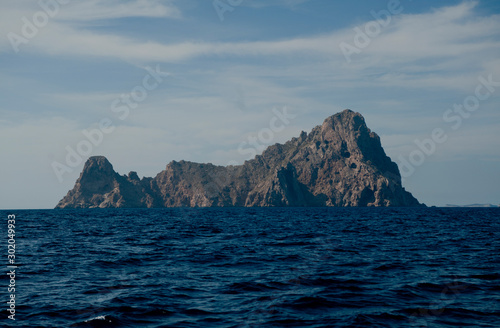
top-left (1, 0), bottom-right (499, 208)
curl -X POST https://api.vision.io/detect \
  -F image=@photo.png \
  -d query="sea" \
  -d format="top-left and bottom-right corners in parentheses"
top-left (1, 207), bottom-right (499, 328)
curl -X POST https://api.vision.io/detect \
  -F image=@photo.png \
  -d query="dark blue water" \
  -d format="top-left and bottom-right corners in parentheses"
top-left (1, 208), bottom-right (499, 327)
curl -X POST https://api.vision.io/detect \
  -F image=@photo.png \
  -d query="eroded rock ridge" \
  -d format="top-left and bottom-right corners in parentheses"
top-left (55, 110), bottom-right (422, 208)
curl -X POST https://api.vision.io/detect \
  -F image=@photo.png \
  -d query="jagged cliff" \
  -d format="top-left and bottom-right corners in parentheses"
top-left (55, 110), bottom-right (423, 208)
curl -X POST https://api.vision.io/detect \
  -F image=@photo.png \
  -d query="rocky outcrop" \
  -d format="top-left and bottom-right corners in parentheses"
top-left (55, 109), bottom-right (423, 208)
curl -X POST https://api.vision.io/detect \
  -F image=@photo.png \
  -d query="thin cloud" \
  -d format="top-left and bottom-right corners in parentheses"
top-left (56, 0), bottom-right (182, 21)
top-left (10, 1), bottom-right (498, 74)
top-left (240, 0), bottom-right (314, 9)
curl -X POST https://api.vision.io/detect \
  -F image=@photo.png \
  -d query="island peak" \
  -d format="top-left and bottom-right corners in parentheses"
top-left (56, 110), bottom-right (423, 208)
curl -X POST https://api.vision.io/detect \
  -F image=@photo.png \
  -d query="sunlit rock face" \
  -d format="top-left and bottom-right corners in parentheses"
top-left (55, 110), bottom-right (423, 208)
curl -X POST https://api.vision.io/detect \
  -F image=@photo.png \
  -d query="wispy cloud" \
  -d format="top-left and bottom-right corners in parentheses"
top-left (0, 0), bottom-right (181, 53)
top-left (56, 0), bottom-right (182, 21)
top-left (239, 0), bottom-right (314, 9)
top-left (5, 1), bottom-right (497, 84)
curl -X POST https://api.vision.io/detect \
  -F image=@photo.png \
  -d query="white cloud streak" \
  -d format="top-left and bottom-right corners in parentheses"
top-left (2, 1), bottom-right (495, 87)
top-left (56, 0), bottom-right (181, 21)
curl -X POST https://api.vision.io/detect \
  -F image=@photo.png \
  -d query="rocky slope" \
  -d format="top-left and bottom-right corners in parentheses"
top-left (55, 110), bottom-right (423, 208)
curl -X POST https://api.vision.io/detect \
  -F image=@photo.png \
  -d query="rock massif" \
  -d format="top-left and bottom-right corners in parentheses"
top-left (55, 110), bottom-right (423, 208)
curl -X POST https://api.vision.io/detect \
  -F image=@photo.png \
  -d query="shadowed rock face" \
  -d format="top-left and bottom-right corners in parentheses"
top-left (55, 110), bottom-right (423, 208)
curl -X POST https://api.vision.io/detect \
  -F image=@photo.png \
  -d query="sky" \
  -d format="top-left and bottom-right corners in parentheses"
top-left (1, 0), bottom-right (499, 209)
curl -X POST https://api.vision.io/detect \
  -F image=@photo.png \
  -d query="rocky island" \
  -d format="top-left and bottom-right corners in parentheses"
top-left (55, 109), bottom-right (423, 208)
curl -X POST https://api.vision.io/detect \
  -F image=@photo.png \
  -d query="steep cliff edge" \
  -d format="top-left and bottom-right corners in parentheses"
top-left (55, 110), bottom-right (423, 208)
